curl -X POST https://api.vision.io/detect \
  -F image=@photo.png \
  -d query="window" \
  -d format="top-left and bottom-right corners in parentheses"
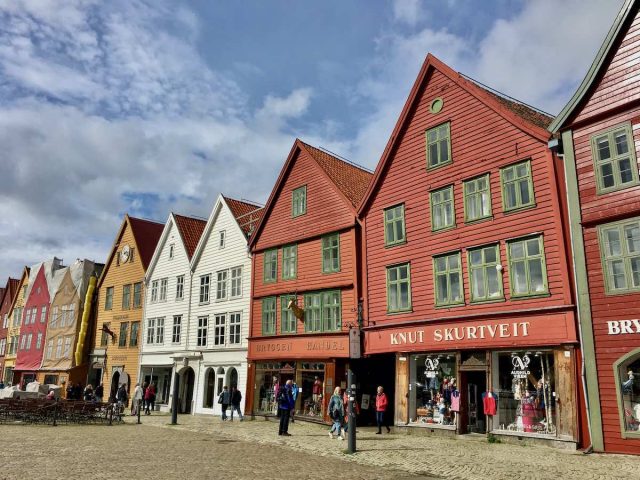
top-left (100, 323), bottom-right (110, 346)
top-left (55, 337), bottom-right (63, 358)
top-left (507, 235), bottom-right (548, 297)
top-left (105, 287), bottom-right (114, 310)
top-left (292, 186), bottom-right (307, 217)
top-left (434, 252), bottom-right (463, 306)
top-left (133, 282), bottom-right (142, 308)
top-left (122, 284), bottom-right (131, 309)
top-left (197, 317), bottom-right (208, 347)
top-left (2, 314), bottom-right (7, 329)
top-left (264, 249), bottom-right (278, 282)
top-left (63, 336), bottom-right (71, 357)
top-left (216, 270), bottom-right (228, 300)
top-left (230, 267), bottom-right (242, 298)
top-left (599, 219), bottom-right (640, 294)
top-left (386, 263), bottom-right (412, 312)
top-left (119, 322), bottom-right (129, 347)
top-left (176, 276), bottom-right (184, 300)
top-left (430, 185), bottom-right (455, 231)
top-left (26, 333), bottom-right (32, 350)
top-left (199, 275), bottom-right (210, 303)
top-left (426, 122), bottom-right (451, 169)
top-left (261, 297), bottom-right (276, 335)
top-left (146, 318), bottom-right (156, 344)
top-left (159, 278), bottom-right (168, 302)
top-left (40, 305), bottom-right (47, 323)
top-left (281, 296), bottom-right (297, 334)
top-left (214, 314), bottom-right (226, 346)
top-left (229, 312), bottom-right (241, 344)
top-left (46, 340), bottom-right (53, 360)
top-left (219, 231), bottom-right (226, 249)
top-left (130, 321), bottom-right (139, 347)
top-left (67, 303), bottom-right (75, 325)
top-left (468, 244), bottom-right (503, 302)
top-left (59, 306), bottom-right (67, 328)
top-left (615, 350), bottom-right (640, 435)
top-left (304, 293), bottom-right (322, 332)
top-left (0, 339), bottom-right (4, 356)
top-left (156, 317), bottom-right (164, 344)
top-left (282, 245), bottom-right (297, 279)
top-left (384, 204), bottom-right (406, 246)
top-left (464, 174), bottom-right (492, 222)
top-left (591, 123), bottom-right (639, 193)
top-left (501, 160), bottom-right (535, 211)
top-left (169, 243), bottom-right (175, 259)
top-left (151, 280), bottom-right (159, 303)
top-left (322, 291), bottom-right (341, 331)
top-left (172, 315), bottom-right (182, 344)
top-left (322, 234), bottom-right (340, 273)
top-left (36, 333), bottom-right (42, 350)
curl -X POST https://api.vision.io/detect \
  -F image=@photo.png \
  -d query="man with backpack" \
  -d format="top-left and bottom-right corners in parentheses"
top-left (230, 386), bottom-right (243, 421)
top-left (277, 380), bottom-right (294, 436)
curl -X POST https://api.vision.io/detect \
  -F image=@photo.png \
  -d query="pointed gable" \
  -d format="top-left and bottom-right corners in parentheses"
top-left (173, 214), bottom-right (207, 260)
top-left (223, 196), bottom-right (263, 237)
top-left (128, 216), bottom-right (164, 269)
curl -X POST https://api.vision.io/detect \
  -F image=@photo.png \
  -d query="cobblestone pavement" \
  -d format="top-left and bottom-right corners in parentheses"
top-left (135, 413), bottom-right (640, 480)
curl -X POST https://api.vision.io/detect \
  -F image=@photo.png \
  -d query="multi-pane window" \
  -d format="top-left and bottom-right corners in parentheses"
top-left (292, 186), bottom-right (307, 217)
top-left (119, 322), bottom-right (129, 347)
top-left (281, 296), bottom-right (297, 334)
top-left (262, 297), bottom-right (276, 335)
top-left (105, 287), bottom-right (114, 310)
top-left (214, 314), bottom-right (226, 346)
top-left (599, 219), bottom-right (640, 294)
top-left (63, 337), bottom-right (71, 357)
top-left (40, 305), bottom-right (47, 323)
top-left (36, 333), bottom-right (43, 350)
top-left (384, 204), bottom-right (406, 246)
top-left (59, 306), bottom-right (67, 328)
top-left (156, 317), bottom-right (164, 344)
top-left (122, 284), bottom-right (131, 309)
top-left (229, 312), bottom-right (241, 344)
top-left (46, 340), bottom-right (53, 359)
top-left (2, 314), bottom-right (7, 329)
top-left (26, 333), bottom-right (32, 350)
top-left (172, 315), bottom-right (182, 344)
top-left (322, 234), bottom-right (340, 273)
top-left (386, 263), bottom-right (412, 312)
top-left (133, 282), bottom-right (142, 308)
top-left (322, 291), bottom-right (341, 331)
top-left (434, 252), bottom-right (463, 306)
top-left (20, 334), bottom-right (26, 350)
top-left (219, 231), bottom-right (226, 249)
top-left (169, 244), bottom-right (174, 259)
top-left (176, 276), bottom-right (184, 300)
top-left (507, 235), bottom-right (548, 297)
top-left (430, 185), bottom-right (455, 231)
top-left (230, 267), bottom-right (242, 298)
top-left (159, 278), bottom-right (168, 302)
top-left (199, 275), bottom-right (210, 303)
top-left (304, 293), bottom-right (322, 332)
top-left (264, 249), bottom-right (278, 282)
top-left (501, 160), bottom-right (535, 211)
top-left (464, 174), bottom-right (492, 222)
top-left (426, 122), bottom-right (451, 169)
top-left (282, 245), bottom-right (297, 279)
top-left (100, 323), bottom-right (110, 346)
top-left (146, 318), bottom-right (156, 344)
top-left (197, 317), bottom-right (208, 347)
top-left (67, 304), bottom-right (75, 325)
top-left (591, 123), bottom-right (639, 193)
top-left (130, 321), bottom-right (139, 347)
top-left (468, 244), bottom-right (503, 302)
top-left (55, 337), bottom-right (63, 358)
top-left (151, 280), bottom-right (159, 303)
top-left (50, 306), bottom-right (59, 328)
top-left (216, 270), bottom-right (228, 300)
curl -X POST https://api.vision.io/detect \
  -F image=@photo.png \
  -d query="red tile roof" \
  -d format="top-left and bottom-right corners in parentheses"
top-left (474, 84), bottom-right (553, 130)
top-left (173, 214), bottom-right (207, 260)
top-left (224, 196), bottom-right (263, 237)
top-left (299, 142), bottom-right (374, 208)
top-left (128, 216), bottom-right (165, 270)
top-left (0, 288), bottom-right (5, 305)
top-left (4, 278), bottom-right (19, 304)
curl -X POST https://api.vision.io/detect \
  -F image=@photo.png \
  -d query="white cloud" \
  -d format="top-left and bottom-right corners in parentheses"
top-left (392, 0), bottom-right (424, 26)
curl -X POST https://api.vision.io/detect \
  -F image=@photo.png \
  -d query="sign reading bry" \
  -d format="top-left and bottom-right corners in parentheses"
top-left (390, 321), bottom-right (531, 346)
top-left (607, 320), bottom-right (640, 335)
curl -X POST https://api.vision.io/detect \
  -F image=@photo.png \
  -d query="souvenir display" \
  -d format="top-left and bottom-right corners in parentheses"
top-left (620, 359), bottom-right (640, 432)
top-left (410, 354), bottom-right (457, 426)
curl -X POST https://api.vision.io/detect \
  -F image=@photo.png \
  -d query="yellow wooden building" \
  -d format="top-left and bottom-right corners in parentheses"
top-left (3, 267), bottom-right (29, 385)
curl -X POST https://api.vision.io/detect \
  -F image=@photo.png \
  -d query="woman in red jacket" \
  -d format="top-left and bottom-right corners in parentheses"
top-left (375, 386), bottom-right (391, 434)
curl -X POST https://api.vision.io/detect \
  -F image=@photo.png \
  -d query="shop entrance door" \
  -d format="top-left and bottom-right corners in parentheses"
top-left (459, 370), bottom-right (487, 434)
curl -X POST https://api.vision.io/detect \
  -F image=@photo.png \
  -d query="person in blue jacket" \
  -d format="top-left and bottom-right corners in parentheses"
top-left (277, 379), bottom-right (295, 436)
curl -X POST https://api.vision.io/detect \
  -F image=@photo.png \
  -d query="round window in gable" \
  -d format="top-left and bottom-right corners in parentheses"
top-left (429, 97), bottom-right (444, 114)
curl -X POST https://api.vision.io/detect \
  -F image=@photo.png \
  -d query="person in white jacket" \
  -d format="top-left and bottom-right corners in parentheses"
top-left (132, 383), bottom-right (144, 416)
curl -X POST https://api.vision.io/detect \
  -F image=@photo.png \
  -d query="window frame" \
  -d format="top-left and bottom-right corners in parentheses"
top-left (426, 122), bottom-right (452, 170)
top-left (500, 159), bottom-right (536, 213)
top-left (122, 284), bottom-right (131, 310)
top-left (463, 173), bottom-right (493, 223)
top-left (150, 280), bottom-right (158, 303)
top-left (261, 297), bottom-right (276, 336)
top-left (230, 266), bottom-right (243, 298)
top-left (197, 316), bottom-right (208, 347)
top-left (506, 235), bottom-right (549, 299)
top-left (105, 287), bottom-right (114, 311)
top-left (214, 314), bottom-right (226, 346)
top-left (118, 322), bottom-right (129, 347)
top-left (433, 251), bottom-right (464, 307)
top-left (146, 318), bottom-right (156, 344)
top-left (386, 263), bottom-right (412, 313)
top-left (172, 315), bottom-right (182, 344)
top-left (216, 269), bottom-right (228, 301)
top-left (430, 185), bottom-right (456, 232)
top-left (322, 233), bottom-right (340, 273)
top-left (384, 204), bottom-right (406, 247)
top-left (467, 244), bottom-right (504, 303)
top-left (292, 185), bottom-right (307, 217)
top-left (199, 274), bottom-right (211, 304)
top-left (280, 295), bottom-right (297, 334)
top-left (133, 282), bottom-right (142, 308)
top-left (613, 347), bottom-right (640, 439)
top-left (228, 312), bottom-right (241, 345)
top-left (598, 218), bottom-right (640, 295)
top-left (282, 244), bottom-right (297, 280)
top-left (591, 122), bottom-right (640, 195)
top-left (263, 249), bottom-right (278, 283)
top-left (175, 276), bottom-right (184, 301)
top-left (159, 278), bottom-right (168, 302)
top-left (130, 321), bottom-right (139, 347)
top-left (219, 230), bottom-right (226, 249)
top-left (100, 323), bottom-right (110, 346)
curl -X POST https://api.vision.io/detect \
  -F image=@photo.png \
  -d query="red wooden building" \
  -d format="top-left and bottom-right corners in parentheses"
top-left (358, 54), bottom-right (581, 448)
top-left (550, 0), bottom-right (640, 454)
top-left (0, 277), bottom-right (19, 381)
top-left (245, 139), bottom-right (372, 422)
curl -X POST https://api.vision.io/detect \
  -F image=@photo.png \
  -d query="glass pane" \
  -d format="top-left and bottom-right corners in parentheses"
top-left (428, 130), bottom-right (437, 143)
top-left (487, 268), bottom-right (500, 297)
top-left (429, 144), bottom-right (438, 166)
top-left (388, 268), bottom-right (397, 282)
top-left (631, 257), bottom-right (640, 287)
top-left (471, 269), bottom-right (484, 298)
top-left (526, 238), bottom-right (540, 256)
top-left (386, 223), bottom-right (395, 243)
top-left (611, 260), bottom-right (627, 289)
top-left (399, 282), bottom-right (409, 308)
top-left (484, 246), bottom-right (497, 264)
top-left (442, 188), bottom-right (451, 201)
top-left (606, 229), bottom-right (622, 256)
top-left (436, 275), bottom-right (448, 303)
top-left (435, 257), bottom-right (447, 272)
top-left (449, 254), bottom-right (459, 269)
top-left (439, 139), bottom-right (449, 163)
top-left (529, 259), bottom-right (545, 292)
top-left (481, 192), bottom-right (490, 216)
top-left (395, 221), bottom-right (404, 241)
top-left (615, 131), bottom-right (629, 155)
top-left (399, 265), bottom-right (408, 279)
top-left (449, 272), bottom-right (461, 301)
top-left (503, 168), bottom-right (514, 181)
top-left (438, 125), bottom-right (448, 138)
top-left (625, 224), bottom-right (640, 253)
top-left (505, 183), bottom-right (517, 209)
top-left (516, 164), bottom-right (528, 177)
top-left (433, 207), bottom-right (443, 229)
top-left (470, 250), bottom-right (482, 266)
top-left (467, 197), bottom-right (477, 220)
top-left (519, 179), bottom-right (531, 205)
top-left (618, 158), bottom-right (634, 184)
top-left (444, 203), bottom-right (453, 226)
top-left (601, 162), bottom-right (615, 188)
top-left (477, 178), bottom-right (486, 189)
top-left (597, 137), bottom-right (611, 160)
top-left (510, 241), bottom-right (525, 260)
top-left (466, 182), bottom-right (476, 194)
top-left (512, 261), bottom-right (527, 294)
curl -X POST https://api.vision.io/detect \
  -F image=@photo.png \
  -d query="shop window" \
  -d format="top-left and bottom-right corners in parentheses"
top-left (292, 186), bottom-right (307, 217)
top-left (433, 252), bottom-right (463, 307)
top-left (216, 367), bottom-right (225, 396)
top-left (261, 297), bottom-right (276, 335)
top-left (615, 349), bottom-right (640, 435)
top-left (281, 296), bottom-right (296, 334)
top-left (426, 122), bottom-right (451, 169)
top-left (591, 122), bottom-right (639, 194)
top-left (468, 244), bottom-right (502, 302)
top-left (491, 351), bottom-right (557, 436)
top-left (501, 160), bottom-right (535, 212)
top-left (43, 375), bottom-right (59, 385)
top-left (203, 368), bottom-right (215, 408)
top-left (300, 364), bottom-right (326, 418)
top-left (409, 354), bottom-right (457, 426)
top-left (255, 363), bottom-right (284, 414)
top-left (263, 249), bottom-right (278, 283)
top-left (282, 245), bottom-right (297, 280)
top-left (464, 174), bottom-right (492, 222)
top-left (386, 263), bottom-right (412, 312)
top-left (507, 235), bottom-right (548, 297)
top-left (384, 204), bottom-right (406, 246)
top-left (430, 185), bottom-right (455, 231)
top-left (226, 367), bottom-right (238, 389)
top-left (322, 234), bottom-right (340, 273)
top-left (599, 219), bottom-right (640, 294)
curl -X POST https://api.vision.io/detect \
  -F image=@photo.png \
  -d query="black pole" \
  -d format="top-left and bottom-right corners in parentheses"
top-left (171, 370), bottom-right (179, 425)
top-left (137, 398), bottom-right (142, 424)
top-left (52, 398), bottom-right (58, 427)
top-left (347, 368), bottom-right (356, 453)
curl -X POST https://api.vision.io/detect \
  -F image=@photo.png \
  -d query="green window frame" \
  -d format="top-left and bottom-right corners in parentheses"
top-left (263, 249), bottom-right (278, 283)
top-left (507, 235), bottom-right (549, 298)
top-left (322, 234), bottom-right (340, 273)
top-left (304, 293), bottom-right (322, 332)
top-left (464, 174), bottom-right (492, 222)
top-left (591, 123), bottom-right (639, 194)
top-left (104, 287), bottom-right (113, 311)
top-left (384, 204), bottom-right (406, 246)
top-left (303, 290), bottom-right (341, 332)
top-left (501, 160), bottom-right (535, 212)
top-left (118, 322), bottom-right (129, 347)
top-left (292, 186), bottom-right (307, 217)
top-left (281, 296), bottom-right (297, 334)
top-left (426, 122), bottom-right (452, 169)
top-left (598, 219), bottom-right (640, 294)
top-left (433, 252), bottom-right (463, 306)
top-left (282, 244), bottom-right (297, 279)
top-left (430, 185), bottom-right (455, 231)
top-left (468, 244), bottom-right (503, 302)
top-left (386, 263), bottom-right (412, 313)
top-left (261, 297), bottom-right (276, 335)
top-left (122, 284), bottom-right (131, 310)
top-left (130, 321), bottom-right (139, 347)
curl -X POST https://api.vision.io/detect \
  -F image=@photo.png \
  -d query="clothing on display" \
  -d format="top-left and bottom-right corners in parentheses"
top-left (482, 391), bottom-right (498, 416)
top-left (619, 359), bottom-right (639, 432)
top-left (410, 354), bottom-right (457, 426)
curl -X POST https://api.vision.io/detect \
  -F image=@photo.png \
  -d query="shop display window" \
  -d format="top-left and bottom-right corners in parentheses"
top-left (255, 362), bottom-right (285, 414)
top-left (491, 351), bottom-right (556, 436)
top-left (299, 363), bottom-right (325, 418)
top-left (409, 354), bottom-right (457, 427)
top-left (618, 354), bottom-right (640, 433)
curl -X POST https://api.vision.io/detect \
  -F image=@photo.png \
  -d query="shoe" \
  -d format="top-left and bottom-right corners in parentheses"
top-left (283, 433), bottom-right (292, 436)
top-left (240, 418), bottom-right (244, 422)
top-left (386, 427), bottom-right (391, 433)
top-left (339, 435), bottom-right (344, 441)
top-left (376, 431), bottom-right (381, 435)
top-left (328, 431), bottom-right (334, 439)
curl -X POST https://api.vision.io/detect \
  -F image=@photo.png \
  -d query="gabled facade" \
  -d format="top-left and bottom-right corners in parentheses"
top-left (358, 54), bottom-right (580, 447)
top-left (139, 212), bottom-right (206, 411)
top-left (3, 267), bottom-right (29, 385)
top-left (0, 277), bottom-right (19, 381)
top-left (188, 195), bottom-right (261, 416)
top-left (551, 0), bottom-right (640, 454)
top-left (246, 140), bottom-right (371, 422)
top-left (87, 215), bottom-right (163, 403)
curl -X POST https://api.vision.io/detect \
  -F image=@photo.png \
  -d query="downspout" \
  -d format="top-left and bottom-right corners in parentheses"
top-left (187, 257), bottom-right (195, 414)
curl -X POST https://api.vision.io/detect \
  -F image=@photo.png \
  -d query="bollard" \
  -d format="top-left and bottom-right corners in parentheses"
top-left (137, 398), bottom-right (142, 424)
top-left (347, 369), bottom-right (356, 453)
top-left (171, 370), bottom-right (179, 425)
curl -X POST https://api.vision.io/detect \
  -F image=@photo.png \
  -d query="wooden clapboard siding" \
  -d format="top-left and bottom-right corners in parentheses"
top-left (0, 278), bottom-right (19, 376)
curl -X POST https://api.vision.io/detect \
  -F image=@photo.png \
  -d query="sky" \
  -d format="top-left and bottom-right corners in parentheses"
top-left (0, 0), bottom-right (625, 277)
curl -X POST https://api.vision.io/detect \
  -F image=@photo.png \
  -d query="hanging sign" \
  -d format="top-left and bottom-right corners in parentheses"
top-left (511, 354), bottom-right (531, 379)
top-left (424, 357), bottom-right (439, 378)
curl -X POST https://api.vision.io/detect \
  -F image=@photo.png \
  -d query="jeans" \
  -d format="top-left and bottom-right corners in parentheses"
top-left (221, 404), bottom-right (228, 420)
top-left (230, 404), bottom-right (243, 420)
top-left (278, 408), bottom-right (290, 434)
top-left (376, 411), bottom-right (385, 430)
top-left (330, 420), bottom-right (342, 436)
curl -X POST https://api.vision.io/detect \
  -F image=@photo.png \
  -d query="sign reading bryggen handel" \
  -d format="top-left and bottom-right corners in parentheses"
top-left (249, 335), bottom-right (351, 360)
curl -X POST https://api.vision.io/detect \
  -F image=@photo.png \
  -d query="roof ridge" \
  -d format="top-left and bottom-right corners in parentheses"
top-left (128, 215), bottom-right (164, 226)
top-left (222, 195), bottom-right (263, 209)
top-left (298, 140), bottom-right (374, 174)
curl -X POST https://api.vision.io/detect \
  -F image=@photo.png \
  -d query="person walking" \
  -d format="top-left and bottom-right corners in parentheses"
top-left (219, 385), bottom-right (231, 421)
top-left (375, 386), bottom-right (391, 434)
top-left (328, 387), bottom-right (345, 440)
top-left (83, 384), bottom-right (94, 401)
top-left (116, 383), bottom-right (128, 418)
top-left (95, 383), bottom-right (104, 403)
top-left (144, 382), bottom-right (156, 415)
top-left (277, 379), bottom-right (294, 436)
top-left (230, 386), bottom-right (243, 421)
top-left (132, 383), bottom-right (143, 416)
top-left (66, 381), bottom-right (74, 400)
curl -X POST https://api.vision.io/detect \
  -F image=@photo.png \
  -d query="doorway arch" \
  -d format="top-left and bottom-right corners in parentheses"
top-left (203, 368), bottom-right (215, 408)
top-left (226, 367), bottom-right (238, 389)
top-left (179, 367), bottom-right (195, 414)
top-left (110, 371), bottom-right (120, 402)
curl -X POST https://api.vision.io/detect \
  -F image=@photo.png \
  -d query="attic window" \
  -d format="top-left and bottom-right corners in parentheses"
top-left (429, 97), bottom-right (444, 114)
top-left (219, 231), bottom-right (226, 249)
top-left (169, 244), bottom-right (175, 259)
top-left (292, 186), bottom-right (307, 217)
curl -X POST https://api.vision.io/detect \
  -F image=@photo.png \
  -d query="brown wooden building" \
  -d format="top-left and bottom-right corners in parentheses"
top-left (358, 54), bottom-right (581, 448)
top-left (0, 277), bottom-right (20, 382)
top-left (246, 139), bottom-right (372, 422)
top-left (550, 0), bottom-right (640, 454)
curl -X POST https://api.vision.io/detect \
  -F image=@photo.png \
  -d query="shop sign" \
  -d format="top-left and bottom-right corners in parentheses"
top-left (388, 321), bottom-right (530, 346)
top-left (607, 319), bottom-right (640, 335)
top-left (349, 327), bottom-right (361, 359)
top-left (256, 342), bottom-right (293, 353)
top-left (510, 354), bottom-right (531, 379)
top-left (424, 357), bottom-right (439, 378)
top-left (250, 335), bottom-right (351, 359)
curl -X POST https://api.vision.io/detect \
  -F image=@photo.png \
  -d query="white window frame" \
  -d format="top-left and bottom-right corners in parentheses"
top-left (172, 315), bottom-right (182, 344)
top-left (229, 312), bottom-right (241, 345)
top-left (230, 267), bottom-right (242, 298)
top-left (219, 230), bottom-right (226, 249)
top-left (159, 278), bottom-right (168, 302)
top-left (197, 316), bottom-right (208, 347)
top-left (151, 280), bottom-right (159, 303)
top-left (156, 317), bottom-right (165, 344)
top-left (216, 270), bottom-right (228, 301)
top-left (147, 318), bottom-right (156, 344)
top-left (36, 332), bottom-right (43, 350)
top-left (63, 336), bottom-right (71, 357)
top-left (55, 337), bottom-right (63, 358)
top-left (214, 314), bottom-right (226, 346)
top-left (40, 305), bottom-right (47, 323)
top-left (199, 275), bottom-right (210, 304)
top-left (176, 275), bottom-right (185, 301)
